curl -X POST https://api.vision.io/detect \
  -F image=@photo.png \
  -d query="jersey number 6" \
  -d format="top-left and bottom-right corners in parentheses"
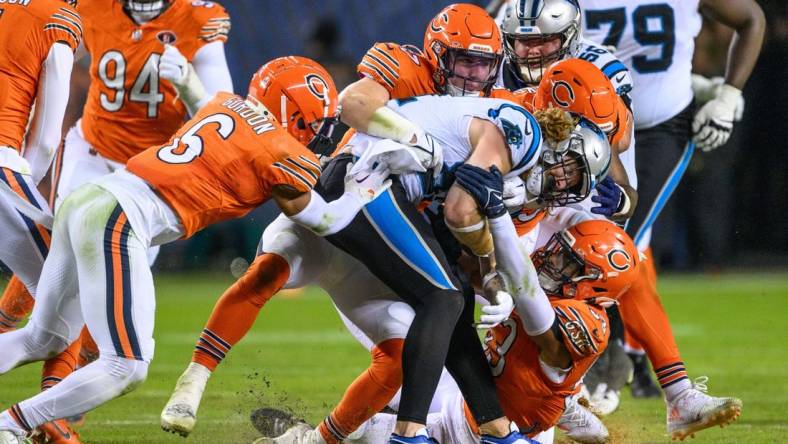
top-left (157, 113), bottom-right (235, 164)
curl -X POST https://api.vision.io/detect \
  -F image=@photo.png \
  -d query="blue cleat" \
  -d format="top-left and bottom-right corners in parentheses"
top-left (481, 424), bottom-right (540, 444)
top-left (389, 428), bottom-right (438, 443)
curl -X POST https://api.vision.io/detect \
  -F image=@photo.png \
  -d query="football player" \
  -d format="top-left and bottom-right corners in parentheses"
top-left (265, 217), bottom-right (639, 444)
top-left (0, 57), bottom-right (389, 444)
top-left (580, 0), bottom-right (762, 438)
top-left (0, 0), bottom-right (233, 337)
top-left (0, 0), bottom-right (82, 441)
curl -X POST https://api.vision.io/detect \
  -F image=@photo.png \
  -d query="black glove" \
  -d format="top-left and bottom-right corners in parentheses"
top-left (454, 164), bottom-right (506, 218)
top-left (591, 176), bottom-right (624, 218)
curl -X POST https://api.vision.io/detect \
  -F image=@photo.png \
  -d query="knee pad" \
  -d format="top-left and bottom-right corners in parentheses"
top-left (100, 355), bottom-right (149, 395)
top-left (425, 289), bottom-right (465, 320)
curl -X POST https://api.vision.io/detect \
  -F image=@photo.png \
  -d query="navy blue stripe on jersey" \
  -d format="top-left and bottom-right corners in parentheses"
top-left (360, 61), bottom-right (395, 88)
top-left (11, 171), bottom-right (43, 210)
top-left (43, 24), bottom-right (79, 44)
top-left (365, 53), bottom-right (399, 80)
top-left (601, 60), bottom-right (628, 79)
top-left (371, 46), bottom-right (399, 67)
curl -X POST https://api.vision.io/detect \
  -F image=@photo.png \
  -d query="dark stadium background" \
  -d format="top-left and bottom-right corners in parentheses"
top-left (46, 0), bottom-right (788, 275)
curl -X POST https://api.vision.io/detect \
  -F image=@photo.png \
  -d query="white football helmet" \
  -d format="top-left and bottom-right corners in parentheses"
top-left (500, 0), bottom-right (581, 83)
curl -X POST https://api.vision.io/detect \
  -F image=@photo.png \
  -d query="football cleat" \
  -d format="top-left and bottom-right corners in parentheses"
top-left (0, 430), bottom-right (24, 444)
top-left (556, 396), bottom-right (609, 443)
top-left (667, 377), bottom-right (742, 441)
top-left (389, 428), bottom-right (437, 444)
top-left (629, 353), bottom-right (662, 399)
top-left (34, 419), bottom-right (81, 444)
top-left (251, 422), bottom-right (325, 444)
top-left (250, 408), bottom-right (302, 438)
top-left (588, 384), bottom-right (621, 417)
top-left (480, 422), bottom-right (540, 444)
top-left (160, 363), bottom-right (211, 437)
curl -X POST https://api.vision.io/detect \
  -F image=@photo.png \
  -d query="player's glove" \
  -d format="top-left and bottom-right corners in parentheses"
top-left (691, 74), bottom-right (745, 121)
top-left (159, 44), bottom-right (189, 86)
top-left (408, 127), bottom-right (444, 177)
top-left (475, 282), bottom-right (515, 330)
top-left (343, 161), bottom-right (392, 205)
top-left (692, 83), bottom-right (742, 152)
top-left (502, 175), bottom-right (526, 212)
top-left (591, 176), bottom-right (627, 218)
top-left (454, 164), bottom-right (506, 219)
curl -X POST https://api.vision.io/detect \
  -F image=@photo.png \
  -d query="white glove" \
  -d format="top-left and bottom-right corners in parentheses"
top-left (343, 161), bottom-right (392, 205)
top-left (351, 139), bottom-right (427, 177)
top-left (692, 83), bottom-right (742, 152)
top-left (159, 44), bottom-right (189, 86)
top-left (407, 127), bottom-right (444, 177)
top-left (691, 74), bottom-right (745, 121)
top-left (476, 290), bottom-right (515, 329)
top-left (502, 175), bottom-right (526, 211)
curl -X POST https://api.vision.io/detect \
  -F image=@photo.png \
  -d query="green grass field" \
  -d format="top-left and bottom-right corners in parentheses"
top-left (1, 273), bottom-right (787, 443)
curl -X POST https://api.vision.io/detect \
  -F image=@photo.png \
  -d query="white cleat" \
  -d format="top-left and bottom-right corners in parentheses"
top-left (588, 383), bottom-right (621, 417)
top-left (0, 430), bottom-right (24, 444)
top-left (252, 423), bottom-right (325, 444)
top-left (667, 377), bottom-right (742, 441)
top-left (160, 362), bottom-right (211, 437)
top-left (556, 396), bottom-right (609, 444)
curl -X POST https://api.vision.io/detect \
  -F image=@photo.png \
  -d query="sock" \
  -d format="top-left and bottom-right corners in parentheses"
top-left (0, 276), bottom-right (34, 332)
top-left (192, 253), bottom-right (290, 371)
top-left (318, 339), bottom-right (404, 443)
top-left (618, 249), bottom-right (683, 373)
top-left (41, 339), bottom-right (80, 390)
top-left (657, 362), bottom-right (691, 401)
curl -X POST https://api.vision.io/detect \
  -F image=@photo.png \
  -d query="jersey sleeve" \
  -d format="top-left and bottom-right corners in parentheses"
top-left (192, 1), bottom-right (231, 44)
top-left (487, 101), bottom-right (542, 178)
top-left (576, 42), bottom-right (634, 110)
top-left (43, 5), bottom-right (83, 52)
top-left (267, 146), bottom-right (322, 194)
top-left (357, 42), bottom-right (429, 96)
top-left (552, 300), bottom-right (609, 361)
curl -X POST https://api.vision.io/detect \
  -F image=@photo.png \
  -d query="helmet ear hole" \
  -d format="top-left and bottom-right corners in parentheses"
top-left (296, 117), bottom-right (306, 130)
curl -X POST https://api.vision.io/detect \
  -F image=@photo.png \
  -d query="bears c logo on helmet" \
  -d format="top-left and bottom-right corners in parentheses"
top-left (304, 73), bottom-right (329, 101)
top-left (607, 248), bottom-right (631, 271)
top-left (551, 80), bottom-right (575, 107)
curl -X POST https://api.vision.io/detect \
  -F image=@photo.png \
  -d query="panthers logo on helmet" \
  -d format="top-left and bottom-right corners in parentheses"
top-left (305, 73), bottom-right (329, 101)
top-left (551, 80), bottom-right (575, 107)
top-left (607, 248), bottom-right (631, 271)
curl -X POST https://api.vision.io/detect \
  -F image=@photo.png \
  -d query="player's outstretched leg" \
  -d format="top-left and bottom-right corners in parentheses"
top-left (666, 377), bottom-right (742, 441)
top-left (161, 252), bottom-right (290, 437)
top-left (0, 276), bottom-right (34, 333)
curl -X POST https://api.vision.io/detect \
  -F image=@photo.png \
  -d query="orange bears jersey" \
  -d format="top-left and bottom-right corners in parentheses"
top-left (78, 0), bottom-right (230, 163)
top-left (0, 0), bottom-right (82, 151)
top-left (358, 42), bottom-right (436, 97)
top-left (126, 92), bottom-right (321, 238)
top-left (469, 299), bottom-right (609, 435)
top-left (512, 208), bottom-right (545, 238)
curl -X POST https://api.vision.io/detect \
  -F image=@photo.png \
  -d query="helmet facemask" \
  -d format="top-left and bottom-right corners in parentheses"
top-left (122, 0), bottom-right (171, 23)
top-left (534, 231), bottom-right (600, 298)
top-left (526, 144), bottom-right (590, 207)
top-left (435, 44), bottom-right (502, 97)
top-left (305, 103), bottom-right (341, 157)
top-left (504, 33), bottom-right (573, 84)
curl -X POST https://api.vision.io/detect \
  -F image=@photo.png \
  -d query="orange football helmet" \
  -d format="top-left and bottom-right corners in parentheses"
top-left (247, 56), bottom-right (340, 155)
top-left (534, 59), bottom-right (629, 147)
top-left (423, 4), bottom-right (503, 96)
top-left (533, 220), bottom-right (639, 304)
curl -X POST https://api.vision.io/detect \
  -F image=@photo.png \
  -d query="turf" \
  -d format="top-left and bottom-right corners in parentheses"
top-left (1, 272), bottom-right (786, 443)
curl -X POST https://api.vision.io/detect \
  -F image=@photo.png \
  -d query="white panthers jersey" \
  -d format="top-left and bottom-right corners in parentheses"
top-left (350, 95), bottom-right (543, 202)
top-left (580, 0), bottom-right (702, 129)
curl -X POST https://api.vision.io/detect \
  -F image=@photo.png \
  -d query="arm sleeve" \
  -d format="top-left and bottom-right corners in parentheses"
top-left (487, 213), bottom-right (556, 336)
top-left (192, 40), bottom-right (233, 98)
top-left (287, 189), bottom-right (366, 237)
top-left (24, 42), bottom-right (74, 184)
